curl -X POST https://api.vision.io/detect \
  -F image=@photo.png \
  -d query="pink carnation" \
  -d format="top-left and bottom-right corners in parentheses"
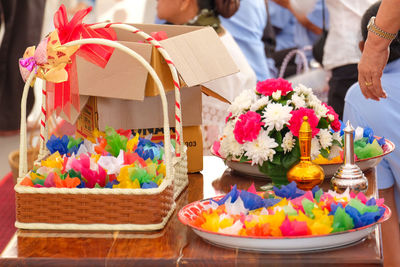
top-left (233, 111), bottom-right (264, 144)
top-left (288, 108), bottom-right (320, 138)
top-left (256, 78), bottom-right (293, 97)
top-left (322, 103), bottom-right (341, 132)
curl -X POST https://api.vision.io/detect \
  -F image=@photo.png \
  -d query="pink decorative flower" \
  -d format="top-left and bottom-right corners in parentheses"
top-left (322, 103), bottom-right (341, 132)
top-left (288, 108), bottom-right (320, 138)
top-left (256, 78), bottom-right (293, 97)
top-left (233, 111), bottom-right (264, 144)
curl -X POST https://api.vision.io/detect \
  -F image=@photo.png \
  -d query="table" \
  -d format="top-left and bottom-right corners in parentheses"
top-left (0, 156), bottom-right (384, 266)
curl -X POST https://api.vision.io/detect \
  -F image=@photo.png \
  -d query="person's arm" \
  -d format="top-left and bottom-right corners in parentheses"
top-left (272, 0), bottom-right (322, 35)
top-left (358, 0), bottom-right (400, 100)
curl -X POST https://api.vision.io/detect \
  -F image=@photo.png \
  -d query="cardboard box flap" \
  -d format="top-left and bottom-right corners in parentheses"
top-left (114, 24), bottom-right (204, 42)
top-left (77, 41), bottom-right (152, 101)
top-left (159, 26), bottom-right (238, 87)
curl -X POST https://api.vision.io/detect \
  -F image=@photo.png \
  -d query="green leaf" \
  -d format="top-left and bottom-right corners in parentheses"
top-left (274, 131), bottom-right (283, 145)
top-left (282, 141), bottom-right (300, 169)
top-left (276, 145), bottom-right (284, 152)
top-left (258, 161), bottom-right (287, 178)
top-left (320, 148), bottom-right (330, 159)
top-left (239, 155), bottom-right (250, 163)
top-left (271, 153), bottom-right (282, 165)
top-left (317, 118), bottom-right (329, 129)
top-left (332, 139), bottom-right (342, 147)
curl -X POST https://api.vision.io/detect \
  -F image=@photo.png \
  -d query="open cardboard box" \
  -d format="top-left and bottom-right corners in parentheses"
top-left (72, 23), bottom-right (238, 172)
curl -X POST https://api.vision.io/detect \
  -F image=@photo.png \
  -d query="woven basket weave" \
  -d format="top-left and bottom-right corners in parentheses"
top-left (15, 24), bottom-right (188, 231)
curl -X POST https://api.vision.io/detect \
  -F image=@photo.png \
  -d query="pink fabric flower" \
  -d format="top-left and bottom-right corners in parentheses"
top-left (212, 141), bottom-right (221, 156)
top-left (322, 103), bottom-right (341, 132)
top-left (256, 78), bottom-right (293, 97)
top-left (233, 111), bottom-right (264, 144)
top-left (288, 108), bottom-right (320, 138)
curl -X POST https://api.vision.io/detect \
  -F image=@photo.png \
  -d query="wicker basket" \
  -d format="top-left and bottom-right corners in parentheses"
top-left (15, 24), bottom-right (188, 231)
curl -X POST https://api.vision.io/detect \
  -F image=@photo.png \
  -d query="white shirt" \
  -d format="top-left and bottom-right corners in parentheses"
top-left (324, 0), bottom-right (375, 69)
top-left (291, 0), bottom-right (375, 70)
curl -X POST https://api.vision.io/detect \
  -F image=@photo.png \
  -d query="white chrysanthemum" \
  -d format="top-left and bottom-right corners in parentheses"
top-left (282, 132), bottom-right (296, 154)
top-left (220, 133), bottom-right (244, 158)
top-left (228, 89), bottom-right (255, 116)
top-left (306, 93), bottom-right (322, 109)
top-left (313, 103), bottom-right (329, 119)
top-left (328, 114), bottom-right (335, 122)
top-left (328, 145), bottom-right (342, 160)
top-left (318, 129), bottom-right (333, 149)
top-left (332, 131), bottom-right (342, 146)
top-left (262, 103), bottom-right (293, 132)
top-left (294, 84), bottom-right (313, 96)
top-left (250, 96), bottom-right (270, 111)
top-left (311, 137), bottom-right (321, 160)
top-left (219, 120), bottom-right (244, 158)
top-left (272, 90), bottom-right (282, 101)
top-left (243, 131), bottom-right (278, 165)
top-left (290, 93), bottom-right (306, 109)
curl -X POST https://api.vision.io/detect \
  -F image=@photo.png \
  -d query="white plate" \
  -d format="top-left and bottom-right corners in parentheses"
top-left (179, 198), bottom-right (391, 252)
top-left (214, 138), bottom-right (395, 178)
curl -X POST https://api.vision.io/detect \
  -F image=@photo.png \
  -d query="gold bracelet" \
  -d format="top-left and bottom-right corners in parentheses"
top-left (367, 16), bottom-right (397, 41)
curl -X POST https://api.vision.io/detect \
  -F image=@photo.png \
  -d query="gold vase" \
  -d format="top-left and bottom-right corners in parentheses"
top-left (287, 116), bottom-right (324, 190)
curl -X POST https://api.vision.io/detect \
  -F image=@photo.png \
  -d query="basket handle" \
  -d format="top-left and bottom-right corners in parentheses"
top-left (20, 39), bottom-right (173, 181)
top-left (91, 23), bottom-right (184, 158)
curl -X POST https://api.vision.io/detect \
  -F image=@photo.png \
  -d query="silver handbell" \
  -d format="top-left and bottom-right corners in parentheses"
top-left (331, 121), bottom-right (368, 193)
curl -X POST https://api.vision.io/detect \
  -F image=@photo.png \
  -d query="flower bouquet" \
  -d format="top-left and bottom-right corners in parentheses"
top-left (214, 78), bottom-right (342, 185)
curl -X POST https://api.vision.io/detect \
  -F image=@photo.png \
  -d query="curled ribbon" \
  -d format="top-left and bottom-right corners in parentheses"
top-left (19, 57), bottom-right (36, 72)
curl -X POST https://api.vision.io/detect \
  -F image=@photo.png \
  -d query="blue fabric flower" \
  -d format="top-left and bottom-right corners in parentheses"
top-left (273, 182), bottom-right (305, 199)
top-left (46, 135), bottom-right (69, 155)
top-left (105, 179), bottom-right (120, 188)
top-left (77, 180), bottom-right (86, 188)
top-left (263, 198), bottom-right (281, 208)
top-left (239, 190), bottom-right (265, 210)
top-left (377, 137), bottom-right (386, 147)
top-left (345, 205), bottom-right (382, 228)
top-left (142, 181), bottom-right (158, 189)
top-left (329, 202), bottom-right (344, 215)
top-left (366, 197), bottom-right (376, 206)
top-left (215, 185), bottom-right (239, 205)
top-left (363, 127), bottom-right (374, 144)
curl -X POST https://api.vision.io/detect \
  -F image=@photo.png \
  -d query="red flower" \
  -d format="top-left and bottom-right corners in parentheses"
top-left (233, 111), bottom-right (264, 144)
top-left (256, 78), bottom-right (293, 97)
top-left (322, 103), bottom-right (341, 132)
top-left (288, 108), bottom-right (320, 137)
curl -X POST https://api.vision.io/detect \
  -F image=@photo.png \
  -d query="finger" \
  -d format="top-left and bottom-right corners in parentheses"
top-left (365, 72), bottom-right (381, 101)
top-left (371, 73), bottom-right (386, 99)
top-left (358, 73), bottom-right (373, 99)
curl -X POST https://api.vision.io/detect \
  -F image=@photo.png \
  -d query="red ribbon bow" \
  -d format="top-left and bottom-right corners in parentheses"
top-left (47, 5), bottom-right (116, 118)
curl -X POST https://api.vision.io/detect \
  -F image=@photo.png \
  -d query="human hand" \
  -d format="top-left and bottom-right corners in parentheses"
top-left (358, 37), bottom-right (389, 101)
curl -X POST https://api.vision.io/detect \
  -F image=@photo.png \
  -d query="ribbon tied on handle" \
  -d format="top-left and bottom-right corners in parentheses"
top-left (19, 4), bottom-right (116, 119)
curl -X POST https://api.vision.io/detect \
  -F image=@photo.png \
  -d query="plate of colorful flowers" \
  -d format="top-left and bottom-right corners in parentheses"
top-left (178, 182), bottom-right (390, 252)
top-left (212, 78), bottom-right (395, 181)
top-left (211, 127), bottom-right (395, 178)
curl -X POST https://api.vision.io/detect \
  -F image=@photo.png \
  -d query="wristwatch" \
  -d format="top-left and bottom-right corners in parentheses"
top-left (367, 16), bottom-right (397, 41)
